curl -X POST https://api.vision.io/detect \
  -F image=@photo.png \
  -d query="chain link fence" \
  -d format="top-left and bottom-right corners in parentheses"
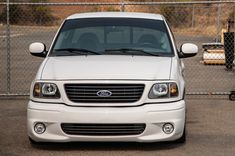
top-left (0, 1), bottom-right (234, 96)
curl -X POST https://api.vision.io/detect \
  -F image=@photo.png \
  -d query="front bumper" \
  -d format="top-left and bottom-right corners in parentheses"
top-left (27, 100), bottom-right (185, 143)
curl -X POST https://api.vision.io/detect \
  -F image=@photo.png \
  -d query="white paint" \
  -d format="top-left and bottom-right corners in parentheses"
top-left (203, 52), bottom-right (225, 60)
top-left (29, 42), bottom-right (45, 53)
top-left (67, 12), bottom-right (164, 20)
top-left (181, 43), bottom-right (198, 55)
top-left (41, 55), bottom-right (172, 80)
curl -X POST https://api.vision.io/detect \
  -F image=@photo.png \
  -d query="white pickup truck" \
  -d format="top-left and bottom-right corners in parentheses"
top-left (28, 12), bottom-right (198, 144)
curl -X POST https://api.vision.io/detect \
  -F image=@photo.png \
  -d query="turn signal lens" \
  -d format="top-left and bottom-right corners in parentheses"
top-left (33, 83), bottom-right (41, 97)
top-left (170, 83), bottom-right (178, 97)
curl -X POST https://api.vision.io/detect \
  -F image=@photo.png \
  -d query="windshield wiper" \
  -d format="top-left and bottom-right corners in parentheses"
top-left (53, 48), bottom-right (100, 56)
top-left (104, 48), bottom-right (160, 56)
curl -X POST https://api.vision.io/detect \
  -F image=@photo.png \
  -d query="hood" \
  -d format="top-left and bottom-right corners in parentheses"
top-left (41, 55), bottom-right (172, 80)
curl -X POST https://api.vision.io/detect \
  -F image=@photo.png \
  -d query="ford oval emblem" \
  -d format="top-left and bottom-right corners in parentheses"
top-left (96, 90), bottom-right (112, 97)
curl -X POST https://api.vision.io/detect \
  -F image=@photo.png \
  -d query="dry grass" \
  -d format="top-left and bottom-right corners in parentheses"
top-left (173, 25), bottom-right (219, 37)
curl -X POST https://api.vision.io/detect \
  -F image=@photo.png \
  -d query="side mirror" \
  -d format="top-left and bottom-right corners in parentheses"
top-left (29, 42), bottom-right (47, 58)
top-left (179, 43), bottom-right (198, 58)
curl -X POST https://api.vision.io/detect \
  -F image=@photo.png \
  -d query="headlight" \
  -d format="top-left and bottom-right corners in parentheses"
top-left (152, 84), bottom-right (168, 97)
top-left (149, 82), bottom-right (178, 99)
top-left (33, 82), bottom-right (60, 98)
top-left (42, 83), bottom-right (57, 95)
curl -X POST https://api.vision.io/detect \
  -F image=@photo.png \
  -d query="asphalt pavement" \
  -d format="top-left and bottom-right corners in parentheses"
top-left (0, 96), bottom-right (235, 156)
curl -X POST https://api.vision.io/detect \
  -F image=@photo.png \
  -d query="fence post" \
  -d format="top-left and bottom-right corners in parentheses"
top-left (121, 0), bottom-right (125, 12)
top-left (216, 2), bottom-right (221, 42)
top-left (191, 5), bottom-right (195, 28)
top-left (6, 0), bottom-right (11, 94)
top-left (233, 3), bottom-right (235, 73)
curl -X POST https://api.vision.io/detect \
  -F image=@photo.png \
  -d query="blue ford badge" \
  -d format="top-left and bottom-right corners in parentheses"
top-left (97, 90), bottom-right (112, 97)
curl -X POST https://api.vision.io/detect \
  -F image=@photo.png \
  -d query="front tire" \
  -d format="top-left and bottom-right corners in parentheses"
top-left (29, 137), bottom-right (43, 145)
top-left (229, 92), bottom-right (235, 101)
top-left (174, 128), bottom-right (186, 143)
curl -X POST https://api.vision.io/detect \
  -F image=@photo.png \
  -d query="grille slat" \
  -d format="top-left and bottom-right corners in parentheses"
top-left (65, 92), bottom-right (143, 95)
top-left (64, 84), bottom-right (144, 103)
top-left (65, 89), bottom-right (144, 92)
top-left (62, 125), bottom-right (145, 128)
top-left (62, 128), bottom-right (144, 131)
top-left (66, 99), bottom-right (141, 102)
top-left (65, 85), bottom-right (144, 88)
top-left (67, 95), bottom-right (141, 98)
top-left (61, 123), bottom-right (146, 136)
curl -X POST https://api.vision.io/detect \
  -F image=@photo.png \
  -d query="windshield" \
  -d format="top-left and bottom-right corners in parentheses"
top-left (50, 18), bottom-right (174, 57)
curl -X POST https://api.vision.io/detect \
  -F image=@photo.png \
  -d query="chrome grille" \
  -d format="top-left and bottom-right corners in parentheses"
top-left (61, 123), bottom-right (146, 136)
top-left (64, 84), bottom-right (145, 103)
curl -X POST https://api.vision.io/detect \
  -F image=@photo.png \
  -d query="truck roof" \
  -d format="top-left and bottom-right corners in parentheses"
top-left (67, 12), bottom-right (164, 21)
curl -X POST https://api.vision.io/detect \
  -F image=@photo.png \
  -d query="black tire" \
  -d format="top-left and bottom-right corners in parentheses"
top-left (29, 137), bottom-right (43, 145)
top-left (229, 92), bottom-right (235, 101)
top-left (174, 127), bottom-right (186, 143)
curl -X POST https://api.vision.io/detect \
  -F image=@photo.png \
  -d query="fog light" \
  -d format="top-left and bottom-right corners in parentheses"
top-left (162, 123), bottom-right (174, 134)
top-left (34, 123), bottom-right (46, 134)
